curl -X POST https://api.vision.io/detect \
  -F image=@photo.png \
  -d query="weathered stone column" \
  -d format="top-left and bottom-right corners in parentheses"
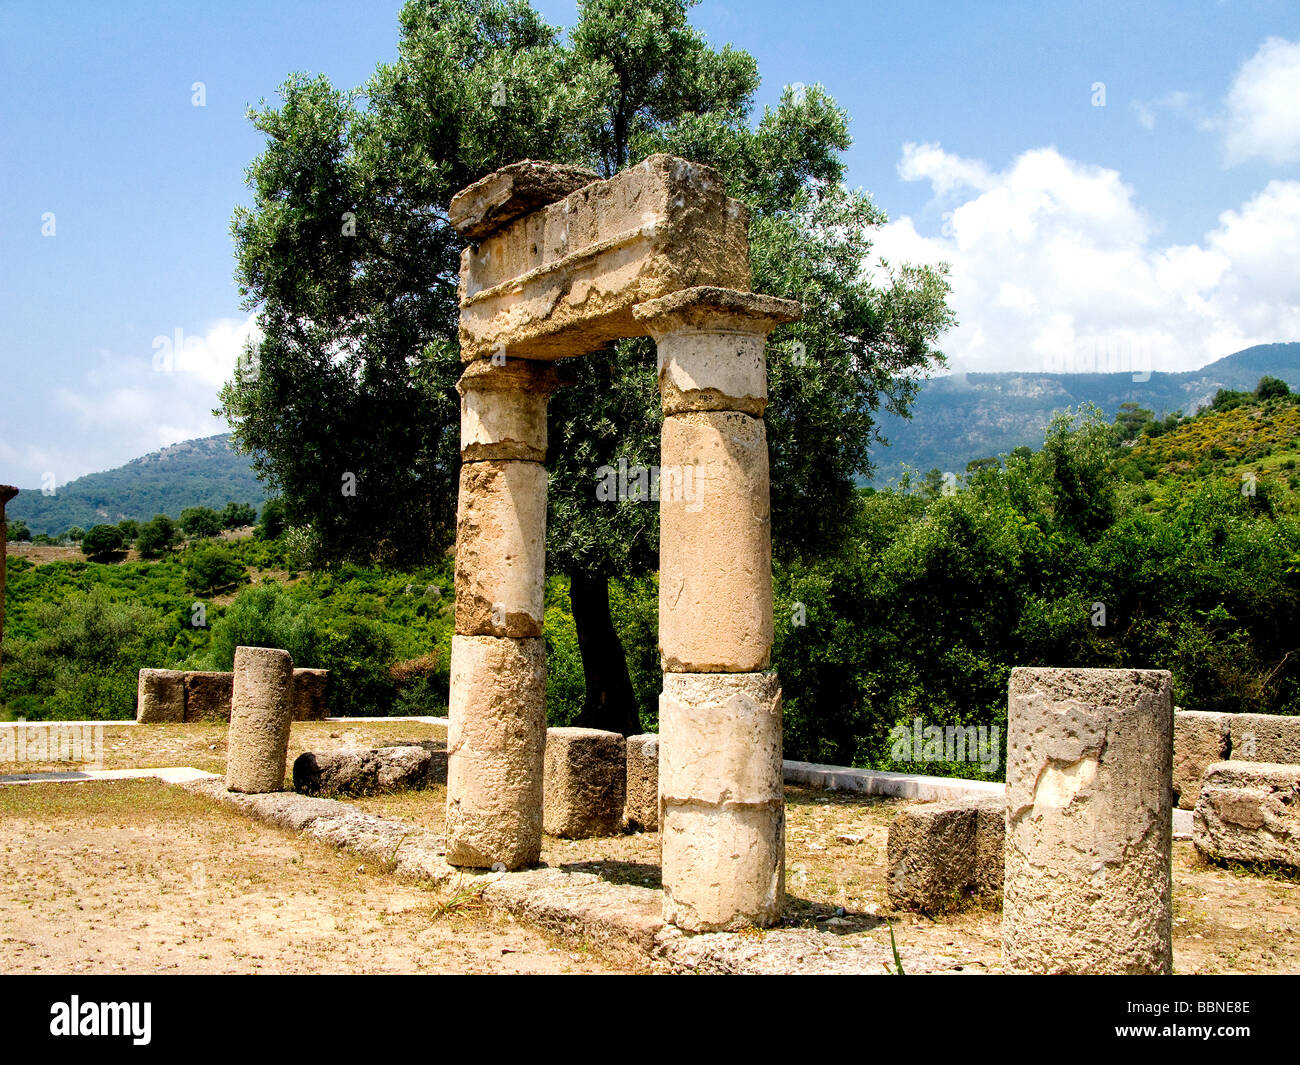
top-left (225, 645), bottom-right (294, 794)
top-left (1003, 666), bottom-right (1174, 974)
top-left (0, 486), bottom-right (16, 685)
top-left (446, 357), bottom-right (562, 869)
top-left (634, 286), bottom-right (800, 931)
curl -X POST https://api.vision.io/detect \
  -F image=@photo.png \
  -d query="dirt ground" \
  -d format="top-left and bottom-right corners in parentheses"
top-left (4, 720), bottom-right (1298, 974)
top-left (0, 779), bottom-right (617, 974)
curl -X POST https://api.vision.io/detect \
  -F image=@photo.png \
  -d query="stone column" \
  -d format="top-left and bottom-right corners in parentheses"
top-left (633, 286), bottom-right (800, 932)
top-left (225, 645), bottom-right (294, 794)
top-left (446, 357), bottom-right (562, 870)
top-left (1003, 666), bottom-right (1174, 974)
top-left (0, 486), bottom-right (16, 686)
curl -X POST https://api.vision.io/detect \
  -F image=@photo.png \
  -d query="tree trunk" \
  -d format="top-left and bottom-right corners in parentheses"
top-left (568, 570), bottom-right (641, 735)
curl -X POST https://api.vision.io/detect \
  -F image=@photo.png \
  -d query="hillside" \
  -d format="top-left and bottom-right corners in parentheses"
top-left (7, 435), bottom-right (268, 535)
top-left (870, 342), bottom-right (1300, 482)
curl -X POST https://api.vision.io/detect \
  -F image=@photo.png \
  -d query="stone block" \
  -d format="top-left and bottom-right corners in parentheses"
top-left (624, 733), bottom-right (659, 831)
top-left (183, 671), bottom-right (233, 722)
top-left (136, 668), bottom-right (185, 723)
top-left (659, 410), bottom-right (772, 672)
top-left (445, 635), bottom-right (547, 869)
top-left (454, 460), bottom-right (547, 637)
top-left (659, 672), bottom-right (784, 931)
top-left (291, 668), bottom-right (329, 722)
top-left (457, 155), bottom-right (751, 362)
top-left (1173, 709), bottom-right (1231, 810)
top-left (886, 797), bottom-right (1003, 913)
top-left (1003, 666), bottom-right (1174, 975)
top-left (1229, 712), bottom-right (1300, 765)
top-left (293, 745), bottom-right (434, 797)
top-left (543, 727), bottom-right (626, 838)
top-left (450, 160), bottom-right (599, 242)
top-left (225, 646), bottom-right (295, 794)
top-left (1193, 761), bottom-right (1300, 870)
top-left (457, 357), bottom-right (565, 462)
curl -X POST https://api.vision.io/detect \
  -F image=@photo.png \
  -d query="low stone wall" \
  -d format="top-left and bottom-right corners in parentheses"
top-left (1193, 761), bottom-right (1300, 871)
top-left (886, 797), bottom-right (1003, 913)
top-left (1174, 710), bottom-right (1300, 810)
top-left (136, 667), bottom-right (329, 723)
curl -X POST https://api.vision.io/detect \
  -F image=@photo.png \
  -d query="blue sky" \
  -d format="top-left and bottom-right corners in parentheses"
top-left (2, 0), bottom-right (1298, 487)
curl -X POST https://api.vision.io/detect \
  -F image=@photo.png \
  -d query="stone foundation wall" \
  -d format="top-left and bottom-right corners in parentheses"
top-left (1174, 709), bottom-right (1300, 810)
top-left (136, 667), bottom-right (329, 722)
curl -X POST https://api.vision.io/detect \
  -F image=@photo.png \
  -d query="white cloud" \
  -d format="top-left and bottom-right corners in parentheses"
top-left (872, 143), bottom-right (1300, 376)
top-left (11, 315), bottom-right (261, 487)
top-left (1221, 37), bottom-right (1300, 165)
top-left (1131, 90), bottom-right (1197, 132)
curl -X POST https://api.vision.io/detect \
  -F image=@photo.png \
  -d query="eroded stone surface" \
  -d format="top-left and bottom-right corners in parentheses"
top-left (293, 745), bottom-right (436, 797)
top-left (457, 357), bottom-right (565, 461)
top-left (659, 672), bottom-right (783, 931)
top-left (1003, 666), bottom-right (1173, 974)
top-left (450, 160), bottom-right (600, 242)
top-left (886, 797), bottom-right (1003, 913)
top-left (659, 411), bottom-right (772, 672)
top-left (183, 671), bottom-right (233, 722)
top-left (1174, 709), bottom-right (1231, 810)
top-left (445, 635), bottom-right (547, 869)
top-left (624, 733), bottom-right (659, 831)
top-left (291, 668), bottom-right (329, 722)
top-left (1229, 712), bottom-right (1300, 765)
top-left (543, 727), bottom-right (626, 839)
top-left (458, 155), bottom-right (751, 362)
top-left (1193, 760), bottom-right (1300, 869)
top-left (454, 460), bottom-right (547, 637)
top-left (225, 646), bottom-right (295, 794)
top-left (136, 669), bottom-right (185, 723)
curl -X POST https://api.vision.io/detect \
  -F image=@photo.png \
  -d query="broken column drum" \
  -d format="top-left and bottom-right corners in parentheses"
top-left (445, 156), bottom-right (800, 931)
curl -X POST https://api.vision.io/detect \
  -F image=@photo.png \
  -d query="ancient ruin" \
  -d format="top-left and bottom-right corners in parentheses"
top-left (1003, 666), bottom-right (1174, 974)
top-left (445, 156), bottom-right (799, 930)
top-left (225, 645), bottom-right (295, 794)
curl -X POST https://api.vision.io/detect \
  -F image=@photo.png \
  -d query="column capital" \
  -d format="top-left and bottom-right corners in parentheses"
top-left (456, 357), bottom-right (569, 397)
top-left (0, 486), bottom-right (17, 508)
top-left (632, 286), bottom-right (801, 339)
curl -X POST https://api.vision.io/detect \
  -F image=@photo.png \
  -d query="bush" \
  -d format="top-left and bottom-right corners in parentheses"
top-left (137, 514), bottom-right (179, 558)
top-left (179, 506), bottom-right (222, 539)
top-left (184, 544), bottom-right (247, 596)
top-left (81, 524), bottom-right (126, 560)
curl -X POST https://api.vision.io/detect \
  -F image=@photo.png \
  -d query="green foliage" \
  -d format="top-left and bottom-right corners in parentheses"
top-left (4, 587), bottom-right (167, 721)
top-left (220, 501), bottom-right (258, 528)
top-left (255, 497), bottom-right (287, 540)
top-left (116, 519), bottom-right (139, 544)
top-left (136, 514), bottom-right (179, 559)
top-left (6, 519), bottom-right (30, 543)
top-left (183, 544), bottom-right (247, 596)
top-left (81, 524), bottom-right (126, 560)
top-left (1256, 375), bottom-right (1291, 401)
top-left (179, 506), bottom-right (222, 539)
top-left (65, 526), bottom-right (85, 542)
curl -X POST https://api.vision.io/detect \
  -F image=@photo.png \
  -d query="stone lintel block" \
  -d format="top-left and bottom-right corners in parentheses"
top-left (1173, 709), bottom-right (1231, 810)
top-left (291, 668), bottom-right (329, 722)
top-left (886, 797), bottom-right (1003, 913)
top-left (458, 155), bottom-right (751, 362)
top-left (454, 460), bottom-right (547, 637)
top-left (445, 635), bottom-right (547, 869)
top-left (1228, 712), bottom-right (1300, 765)
top-left (450, 160), bottom-right (600, 242)
top-left (543, 727), bottom-right (626, 839)
top-left (226, 646), bottom-right (295, 794)
top-left (183, 671), bottom-right (234, 722)
top-left (293, 745), bottom-right (434, 797)
top-left (1003, 666), bottom-right (1173, 975)
top-left (624, 733), bottom-right (660, 832)
top-left (1192, 760), bottom-right (1300, 870)
top-left (659, 411), bottom-right (772, 672)
top-left (659, 672), bottom-right (782, 806)
top-left (136, 668), bottom-right (186, 723)
top-left (457, 359), bottom-right (565, 462)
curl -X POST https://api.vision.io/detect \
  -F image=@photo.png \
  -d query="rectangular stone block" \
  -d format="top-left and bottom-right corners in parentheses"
top-left (450, 160), bottom-right (599, 242)
top-left (1174, 709), bottom-right (1231, 810)
top-left (1004, 666), bottom-right (1173, 975)
top-left (543, 727), bottom-right (626, 839)
top-left (1193, 760), bottom-right (1300, 870)
top-left (454, 460), bottom-right (547, 637)
top-left (659, 411), bottom-right (772, 672)
top-left (183, 671), bottom-right (234, 722)
top-left (457, 357), bottom-right (564, 462)
top-left (624, 733), bottom-right (659, 832)
top-left (291, 668), bottom-right (329, 722)
top-left (1229, 712), bottom-right (1300, 764)
top-left (457, 155), bottom-right (751, 362)
top-left (886, 797), bottom-right (1003, 913)
top-left (136, 668), bottom-right (185, 723)
top-left (445, 635), bottom-right (547, 869)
